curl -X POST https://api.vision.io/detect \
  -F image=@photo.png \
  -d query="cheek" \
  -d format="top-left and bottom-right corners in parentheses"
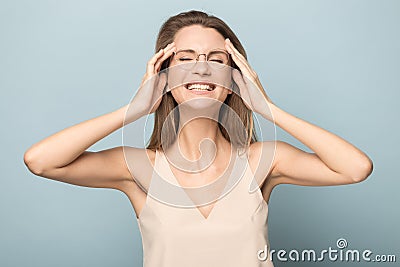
top-left (170, 88), bottom-right (178, 100)
top-left (170, 87), bottom-right (185, 102)
top-left (226, 88), bottom-right (233, 95)
top-left (167, 68), bottom-right (189, 90)
top-left (212, 69), bottom-right (232, 90)
top-left (215, 87), bottom-right (232, 102)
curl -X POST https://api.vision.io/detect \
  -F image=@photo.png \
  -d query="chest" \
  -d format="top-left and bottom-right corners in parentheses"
top-left (168, 165), bottom-right (226, 219)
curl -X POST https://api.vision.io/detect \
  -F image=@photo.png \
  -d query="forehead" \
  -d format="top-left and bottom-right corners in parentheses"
top-left (173, 25), bottom-right (226, 51)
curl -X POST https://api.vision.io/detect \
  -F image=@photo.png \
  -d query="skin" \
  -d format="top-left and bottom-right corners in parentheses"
top-left (23, 25), bottom-right (373, 221)
top-left (166, 26), bottom-right (233, 168)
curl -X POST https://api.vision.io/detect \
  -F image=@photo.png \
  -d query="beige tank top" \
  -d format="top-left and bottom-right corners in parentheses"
top-left (136, 148), bottom-right (274, 267)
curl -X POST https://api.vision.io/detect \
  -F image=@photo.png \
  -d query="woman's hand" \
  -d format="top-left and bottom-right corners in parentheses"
top-left (224, 40), bottom-right (373, 190)
top-left (131, 42), bottom-right (176, 116)
top-left (225, 38), bottom-right (274, 119)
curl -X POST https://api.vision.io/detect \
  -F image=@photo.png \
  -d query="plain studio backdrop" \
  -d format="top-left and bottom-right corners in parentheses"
top-left (1, 0), bottom-right (398, 266)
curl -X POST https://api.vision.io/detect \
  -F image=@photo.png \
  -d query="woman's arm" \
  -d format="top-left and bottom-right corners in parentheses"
top-left (23, 42), bottom-right (176, 192)
top-left (225, 38), bottom-right (373, 187)
top-left (263, 103), bottom-right (373, 187)
top-left (23, 104), bottom-right (134, 191)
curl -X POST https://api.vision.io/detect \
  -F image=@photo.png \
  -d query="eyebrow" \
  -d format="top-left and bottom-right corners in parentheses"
top-left (175, 49), bottom-right (196, 53)
top-left (175, 48), bottom-right (228, 53)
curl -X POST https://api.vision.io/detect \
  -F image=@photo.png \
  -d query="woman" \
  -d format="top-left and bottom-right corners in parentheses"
top-left (23, 10), bottom-right (373, 267)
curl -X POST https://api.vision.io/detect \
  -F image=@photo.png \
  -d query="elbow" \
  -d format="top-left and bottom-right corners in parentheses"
top-left (350, 157), bottom-right (374, 183)
top-left (23, 149), bottom-right (46, 176)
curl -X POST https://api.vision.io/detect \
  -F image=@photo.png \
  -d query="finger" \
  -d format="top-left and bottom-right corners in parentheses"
top-left (146, 49), bottom-right (164, 75)
top-left (148, 47), bottom-right (165, 67)
top-left (225, 39), bottom-right (255, 77)
top-left (147, 42), bottom-right (175, 74)
top-left (225, 39), bottom-right (247, 62)
top-left (225, 38), bottom-right (259, 81)
top-left (225, 39), bottom-right (246, 64)
top-left (225, 39), bottom-right (255, 80)
top-left (154, 44), bottom-right (176, 72)
top-left (152, 42), bottom-right (175, 73)
top-left (235, 67), bottom-right (272, 107)
top-left (227, 42), bottom-right (255, 79)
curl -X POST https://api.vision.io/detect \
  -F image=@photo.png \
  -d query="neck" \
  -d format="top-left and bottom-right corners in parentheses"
top-left (180, 119), bottom-right (223, 158)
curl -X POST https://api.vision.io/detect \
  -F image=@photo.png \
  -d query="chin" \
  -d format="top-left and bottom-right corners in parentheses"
top-left (173, 94), bottom-right (228, 111)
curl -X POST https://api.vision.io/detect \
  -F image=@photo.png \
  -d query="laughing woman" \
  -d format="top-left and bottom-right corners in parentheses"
top-left (23, 10), bottom-right (373, 267)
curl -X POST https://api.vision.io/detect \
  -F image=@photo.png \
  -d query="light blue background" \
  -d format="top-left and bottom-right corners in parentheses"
top-left (1, 0), bottom-right (399, 266)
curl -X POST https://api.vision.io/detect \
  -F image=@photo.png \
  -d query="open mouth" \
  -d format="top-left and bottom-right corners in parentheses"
top-left (184, 82), bottom-right (216, 91)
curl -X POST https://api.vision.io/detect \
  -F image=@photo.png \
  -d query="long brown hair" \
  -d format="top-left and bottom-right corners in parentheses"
top-left (146, 10), bottom-right (258, 151)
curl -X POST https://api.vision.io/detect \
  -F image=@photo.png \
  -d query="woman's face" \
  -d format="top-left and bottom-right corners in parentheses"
top-left (166, 25), bottom-right (233, 107)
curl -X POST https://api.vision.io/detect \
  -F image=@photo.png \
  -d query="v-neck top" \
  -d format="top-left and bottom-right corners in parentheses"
top-left (136, 148), bottom-right (274, 267)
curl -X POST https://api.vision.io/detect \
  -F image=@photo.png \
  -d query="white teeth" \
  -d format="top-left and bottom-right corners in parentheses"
top-left (187, 83), bottom-right (214, 91)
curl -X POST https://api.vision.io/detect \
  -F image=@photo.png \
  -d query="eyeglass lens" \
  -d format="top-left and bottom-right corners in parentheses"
top-left (174, 50), bottom-right (229, 69)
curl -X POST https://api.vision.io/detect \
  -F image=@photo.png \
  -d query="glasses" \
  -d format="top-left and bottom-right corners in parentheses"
top-left (172, 49), bottom-right (230, 70)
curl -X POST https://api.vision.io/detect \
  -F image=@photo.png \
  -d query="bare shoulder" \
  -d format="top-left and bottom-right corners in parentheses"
top-left (248, 141), bottom-right (279, 186)
top-left (118, 147), bottom-right (159, 218)
top-left (248, 140), bottom-right (297, 176)
top-left (118, 147), bottom-right (157, 195)
top-left (248, 140), bottom-right (276, 158)
top-left (249, 141), bottom-right (280, 179)
top-left (247, 141), bottom-right (281, 203)
top-left (122, 146), bottom-right (156, 165)
top-left (248, 141), bottom-right (303, 187)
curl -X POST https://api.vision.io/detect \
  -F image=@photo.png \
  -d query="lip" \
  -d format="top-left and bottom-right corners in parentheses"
top-left (184, 81), bottom-right (216, 93)
top-left (188, 89), bottom-right (215, 95)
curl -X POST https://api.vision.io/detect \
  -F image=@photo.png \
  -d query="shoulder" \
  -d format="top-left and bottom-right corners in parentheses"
top-left (248, 140), bottom-right (288, 179)
top-left (118, 147), bottom-right (158, 194)
top-left (248, 140), bottom-right (277, 167)
top-left (246, 141), bottom-right (279, 188)
top-left (248, 140), bottom-right (276, 156)
top-left (249, 140), bottom-right (319, 187)
top-left (247, 141), bottom-right (285, 201)
top-left (122, 146), bottom-right (157, 166)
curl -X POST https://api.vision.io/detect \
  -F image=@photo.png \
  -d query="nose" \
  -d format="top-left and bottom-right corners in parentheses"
top-left (192, 54), bottom-right (211, 76)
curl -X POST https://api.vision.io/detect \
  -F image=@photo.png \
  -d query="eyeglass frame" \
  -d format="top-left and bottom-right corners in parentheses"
top-left (170, 48), bottom-right (231, 69)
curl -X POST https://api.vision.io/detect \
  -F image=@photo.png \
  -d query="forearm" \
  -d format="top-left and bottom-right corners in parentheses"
top-left (24, 103), bottom-right (140, 170)
top-left (263, 103), bottom-right (373, 178)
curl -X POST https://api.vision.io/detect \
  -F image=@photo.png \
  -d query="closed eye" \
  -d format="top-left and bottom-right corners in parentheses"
top-left (178, 58), bottom-right (193, 61)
